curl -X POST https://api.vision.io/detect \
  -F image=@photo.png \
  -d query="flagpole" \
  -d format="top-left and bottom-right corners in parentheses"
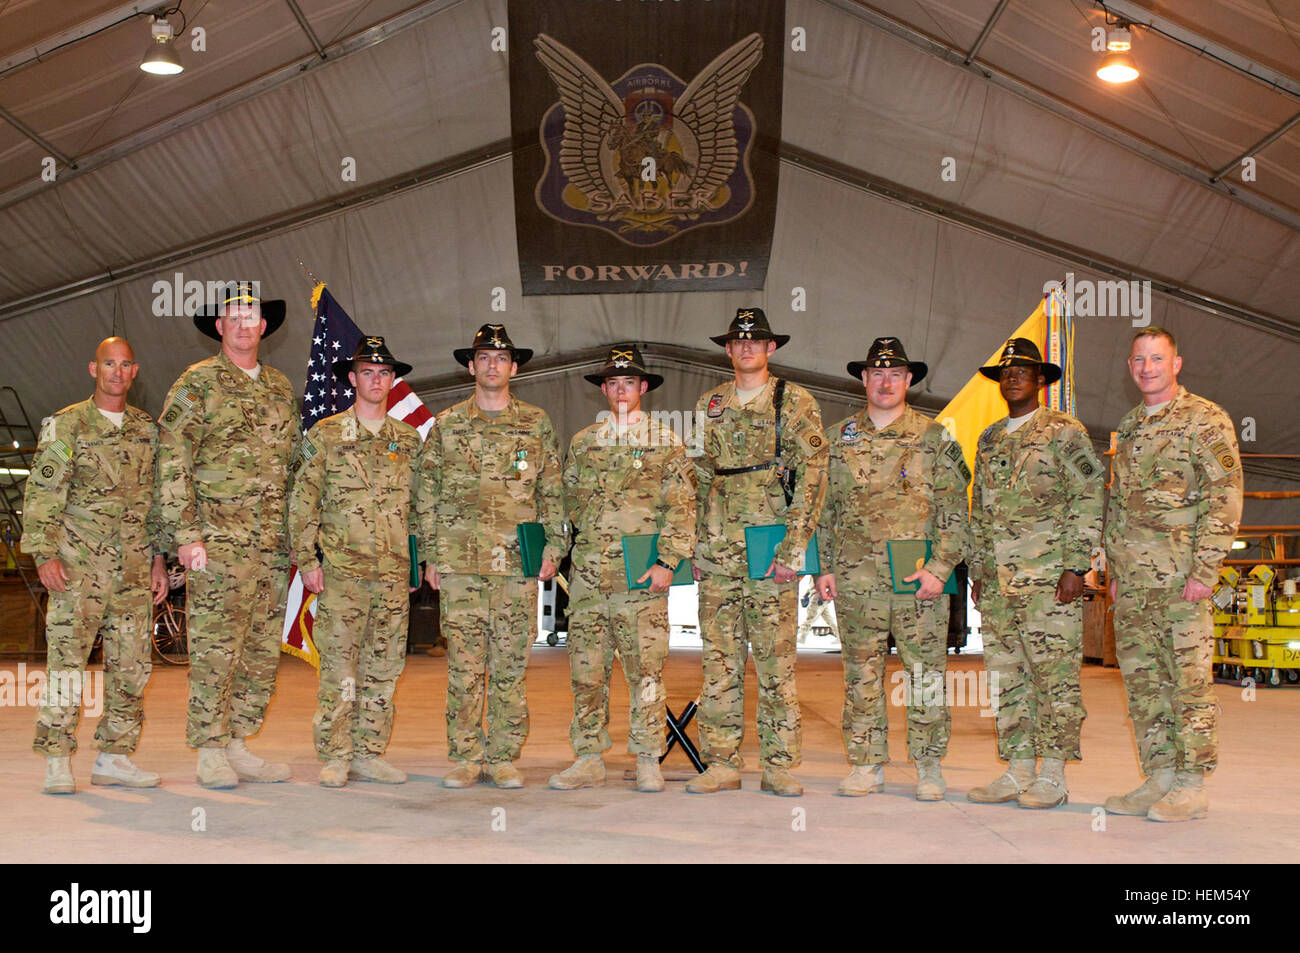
top-left (296, 258), bottom-right (319, 288)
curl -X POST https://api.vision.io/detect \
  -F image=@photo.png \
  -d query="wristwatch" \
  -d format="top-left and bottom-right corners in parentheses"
top-left (1067, 569), bottom-right (1088, 577)
top-left (654, 558), bottom-right (677, 572)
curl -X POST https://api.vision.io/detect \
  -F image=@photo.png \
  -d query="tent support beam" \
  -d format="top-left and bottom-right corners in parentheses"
top-left (963, 0), bottom-right (1011, 66)
top-left (1210, 110), bottom-right (1300, 182)
top-left (284, 0), bottom-right (328, 59)
top-left (0, 105), bottom-right (74, 167)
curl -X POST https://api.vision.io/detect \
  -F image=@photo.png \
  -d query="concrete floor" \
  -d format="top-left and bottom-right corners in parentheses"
top-left (1, 649), bottom-right (1296, 863)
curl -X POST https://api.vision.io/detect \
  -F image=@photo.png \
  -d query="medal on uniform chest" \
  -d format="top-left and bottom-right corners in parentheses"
top-left (388, 440), bottom-right (399, 462)
top-left (632, 449), bottom-right (644, 470)
top-left (901, 465), bottom-right (909, 491)
top-left (515, 449), bottom-right (528, 474)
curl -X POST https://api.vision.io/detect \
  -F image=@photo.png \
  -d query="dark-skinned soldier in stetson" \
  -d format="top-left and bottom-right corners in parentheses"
top-left (968, 338), bottom-right (1103, 809)
top-left (816, 337), bottom-right (970, 800)
top-left (689, 309), bottom-right (828, 796)
top-left (551, 345), bottom-right (697, 793)
top-left (155, 281), bottom-right (300, 788)
top-left (415, 325), bottom-right (565, 788)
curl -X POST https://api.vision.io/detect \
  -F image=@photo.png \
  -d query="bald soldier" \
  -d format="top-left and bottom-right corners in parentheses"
top-left (968, 339), bottom-right (1104, 809)
top-left (816, 338), bottom-right (970, 800)
top-left (156, 282), bottom-right (300, 789)
top-left (1104, 328), bottom-right (1242, 822)
top-left (551, 345), bottom-right (697, 793)
top-left (690, 309), bottom-right (828, 797)
top-left (417, 325), bottom-right (565, 789)
top-left (24, 338), bottom-right (169, 794)
top-left (289, 337), bottom-right (423, 788)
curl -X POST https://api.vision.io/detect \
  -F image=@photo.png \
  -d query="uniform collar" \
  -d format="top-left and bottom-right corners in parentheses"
top-left (860, 403), bottom-right (916, 435)
top-left (349, 405), bottom-right (393, 438)
top-left (217, 349), bottom-right (261, 389)
top-left (1135, 385), bottom-right (1186, 424)
top-left (725, 375), bottom-right (774, 409)
top-left (83, 397), bottom-right (130, 437)
top-left (468, 395), bottom-right (518, 423)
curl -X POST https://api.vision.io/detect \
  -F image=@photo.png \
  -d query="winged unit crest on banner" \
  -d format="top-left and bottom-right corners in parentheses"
top-left (533, 32), bottom-right (763, 247)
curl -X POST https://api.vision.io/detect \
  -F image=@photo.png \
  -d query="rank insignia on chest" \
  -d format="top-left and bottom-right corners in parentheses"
top-left (707, 394), bottom-right (725, 418)
top-left (841, 420), bottom-right (862, 443)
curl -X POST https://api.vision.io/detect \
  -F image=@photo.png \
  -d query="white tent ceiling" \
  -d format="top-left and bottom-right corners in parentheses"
top-left (1, 0), bottom-right (1297, 527)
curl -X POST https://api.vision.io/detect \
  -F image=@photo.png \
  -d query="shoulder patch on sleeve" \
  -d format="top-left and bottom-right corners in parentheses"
top-left (160, 385), bottom-right (199, 432)
top-left (943, 439), bottom-right (971, 482)
top-left (1207, 438), bottom-right (1238, 472)
top-left (38, 416), bottom-right (55, 444)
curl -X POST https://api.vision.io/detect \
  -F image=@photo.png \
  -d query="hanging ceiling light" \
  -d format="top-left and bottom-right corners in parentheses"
top-left (140, 15), bottom-right (183, 75)
top-left (1097, 23), bottom-right (1138, 83)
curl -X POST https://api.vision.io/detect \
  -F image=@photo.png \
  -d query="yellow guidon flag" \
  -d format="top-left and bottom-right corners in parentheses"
top-left (935, 287), bottom-right (1073, 503)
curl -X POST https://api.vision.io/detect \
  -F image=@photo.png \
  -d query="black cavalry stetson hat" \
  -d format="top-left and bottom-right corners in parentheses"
top-left (193, 281), bottom-right (286, 341)
top-left (583, 343), bottom-right (664, 391)
top-left (333, 335), bottom-right (413, 382)
top-left (709, 308), bottom-right (791, 349)
top-left (452, 324), bottom-right (533, 368)
top-left (847, 336), bottom-right (928, 386)
top-left (978, 337), bottom-right (1062, 385)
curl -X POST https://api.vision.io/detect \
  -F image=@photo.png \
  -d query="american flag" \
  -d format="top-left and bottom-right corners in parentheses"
top-left (281, 283), bottom-right (433, 666)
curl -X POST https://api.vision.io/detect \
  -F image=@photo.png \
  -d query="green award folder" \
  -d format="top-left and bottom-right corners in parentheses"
top-left (408, 534), bottom-right (419, 588)
top-left (743, 525), bottom-right (821, 580)
top-left (621, 534), bottom-right (694, 590)
top-left (887, 539), bottom-right (958, 594)
top-left (517, 522), bottom-right (546, 578)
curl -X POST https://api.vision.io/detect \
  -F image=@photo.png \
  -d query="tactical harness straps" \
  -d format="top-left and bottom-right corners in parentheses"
top-left (714, 378), bottom-right (797, 505)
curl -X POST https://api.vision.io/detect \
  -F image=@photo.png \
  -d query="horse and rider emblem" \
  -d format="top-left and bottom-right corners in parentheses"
top-left (532, 32), bottom-right (763, 246)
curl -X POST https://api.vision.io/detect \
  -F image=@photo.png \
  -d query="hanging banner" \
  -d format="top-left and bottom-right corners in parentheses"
top-left (508, 0), bottom-right (785, 295)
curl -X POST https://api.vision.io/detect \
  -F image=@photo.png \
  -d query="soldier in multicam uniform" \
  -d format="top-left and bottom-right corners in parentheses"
top-left (688, 309), bottom-right (827, 797)
top-left (289, 337), bottom-right (423, 788)
top-left (967, 339), bottom-right (1103, 809)
top-left (416, 325), bottom-right (565, 789)
top-left (1103, 328), bottom-right (1242, 822)
top-left (816, 338), bottom-right (970, 801)
top-left (155, 282), bottom-right (300, 789)
top-left (24, 338), bottom-right (169, 794)
top-left (550, 345), bottom-right (697, 794)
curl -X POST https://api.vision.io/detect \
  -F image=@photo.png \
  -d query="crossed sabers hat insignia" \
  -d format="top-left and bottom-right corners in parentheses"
top-left (584, 343), bottom-right (664, 391)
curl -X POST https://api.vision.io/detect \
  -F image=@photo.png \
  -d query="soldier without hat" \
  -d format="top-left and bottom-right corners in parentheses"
top-left (25, 338), bottom-right (169, 794)
top-left (1103, 327), bottom-right (1242, 822)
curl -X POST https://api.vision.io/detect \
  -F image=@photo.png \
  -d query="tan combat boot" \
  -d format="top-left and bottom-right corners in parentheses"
top-left (319, 759), bottom-right (349, 788)
top-left (43, 755), bottom-right (75, 795)
top-left (968, 758), bottom-right (1036, 804)
top-left (226, 739), bottom-right (291, 782)
top-left (915, 757), bottom-right (946, 801)
top-left (197, 747), bottom-right (239, 789)
top-left (838, 764), bottom-right (885, 797)
top-left (442, 762), bottom-right (482, 788)
top-left (1018, 757), bottom-right (1068, 809)
top-left (350, 757), bottom-right (406, 784)
top-left (90, 752), bottom-right (161, 788)
top-left (548, 754), bottom-right (605, 790)
top-left (1147, 769), bottom-right (1208, 822)
top-left (761, 767), bottom-right (804, 797)
top-left (485, 761), bottom-right (524, 789)
top-left (1104, 767), bottom-right (1175, 816)
top-left (636, 755), bottom-right (665, 793)
top-left (685, 763), bottom-right (741, 793)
